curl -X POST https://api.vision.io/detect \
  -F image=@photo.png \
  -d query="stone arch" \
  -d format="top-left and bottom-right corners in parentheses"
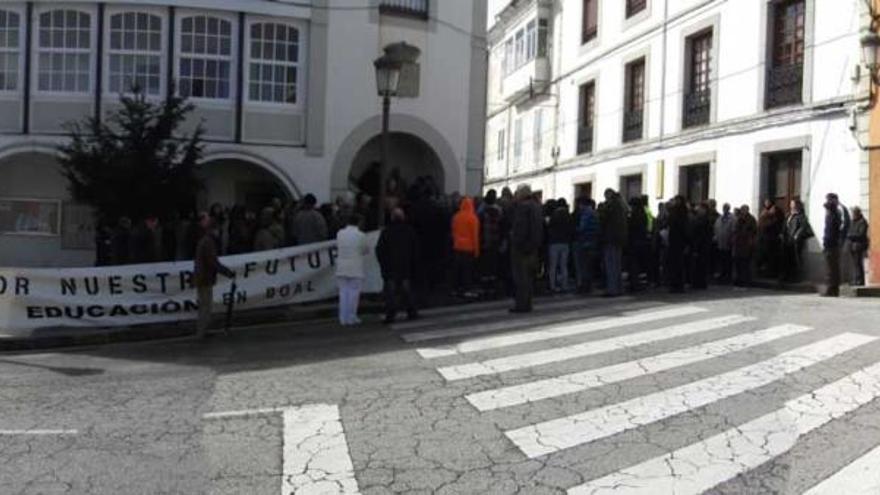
top-left (330, 114), bottom-right (461, 197)
top-left (200, 149), bottom-right (301, 200)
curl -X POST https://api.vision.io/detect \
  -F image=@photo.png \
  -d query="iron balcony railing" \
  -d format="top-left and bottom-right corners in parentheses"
top-left (623, 110), bottom-right (644, 142)
top-left (683, 89), bottom-right (711, 128)
top-left (766, 63), bottom-right (803, 109)
top-left (577, 125), bottom-right (594, 155)
top-left (379, 0), bottom-right (429, 19)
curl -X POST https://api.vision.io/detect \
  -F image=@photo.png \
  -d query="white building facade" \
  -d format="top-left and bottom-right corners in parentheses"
top-left (0, 0), bottom-right (487, 267)
top-left (485, 0), bottom-right (873, 281)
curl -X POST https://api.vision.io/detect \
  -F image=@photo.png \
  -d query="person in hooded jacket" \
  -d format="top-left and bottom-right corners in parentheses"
top-left (376, 208), bottom-right (420, 323)
top-left (451, 197), bottom-right (480, 296)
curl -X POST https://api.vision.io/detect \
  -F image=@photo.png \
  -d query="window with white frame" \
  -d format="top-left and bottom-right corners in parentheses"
top-left (37, 9), bottom-right (91, 93)
top-left (513, 118), bottom-right (523, 168)
top-left (248, 22), bottom-right (300, 105)
top-left (497, 128), bottom-right (505, 161)
top-left (0, 10), bottom-right (20, 91)
top-left (525, 20), bottom-right (537, 61)
top-left (514, 30), bottom-right (525, 68)
top-left (178, 15), bottom-right (233, 100)
top-left (503, 38), bottom-right (513, 75)
top-left (108, 12), bottom-right (162, 95)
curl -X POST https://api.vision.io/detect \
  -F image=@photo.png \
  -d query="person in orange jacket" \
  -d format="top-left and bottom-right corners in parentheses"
top-left (451, 196), bottom-right (480, 296)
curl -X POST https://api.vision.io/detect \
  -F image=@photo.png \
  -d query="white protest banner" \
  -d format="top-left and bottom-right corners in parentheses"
top-left (0, 233), bottom-right (382, 337)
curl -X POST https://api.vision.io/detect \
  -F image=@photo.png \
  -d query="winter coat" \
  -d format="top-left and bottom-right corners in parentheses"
top-left (291, 208), bottom-right (329, 246)
top-left (480, 204), bottom-right (504, 252)
top-left (823, 205), bottom-right (843, 250)
top-left (452, 197), bottom-right (480, 256)
top-left (194, 232), bottom-right (233, 288)
top-left (848, 217), bottom-right (870, 253)
top-left (783, 213), bottom-right (812, 248)
top-left (376, 220), bottom-right (419, 280)
top-left (600, 197), bottom-right (628, 247)
top-left (547, 206), bottom-right (574, 245)
top-left (511, 199), bottom-right (544, 255)
top-left (714, 213), bottom-right (735, 251)
top-left (732, 213), bottom-right (758, 258)
top-left (335, 225), bottom-right (369, 279)
top-left (575, 207), bottom-right (599, 249)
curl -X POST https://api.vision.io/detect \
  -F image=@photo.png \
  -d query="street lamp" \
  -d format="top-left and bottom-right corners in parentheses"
top-left (862, 30), bottom-right (880, 86)
top-left (373, 54), bottom-right (402, 228)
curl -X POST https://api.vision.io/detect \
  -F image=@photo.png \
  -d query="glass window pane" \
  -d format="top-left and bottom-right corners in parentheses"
top-left (150, 33), bottom-right (161, 51)
top-left (194, 16), bottom-right (205, 33)
top-left (207, 17), bottom-right (218, 35)
top-left (220, 20), bottom-right (231, 36)
top-left (181, 35), bottom-right (192, 53)
top-left (182, 17), bottom-right (192, 34)
top-left (220, 37), bottom-right (230, 55)
top-left (249, 82), bottom-right (259, 100)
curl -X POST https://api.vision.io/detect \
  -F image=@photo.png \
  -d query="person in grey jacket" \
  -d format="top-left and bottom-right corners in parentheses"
top-left (847, 206), bottom-right (869, 286)
top-left (713, 203), bottom-right (735, 283)
top-left (509, 185), bottom-right (544, 313)
top-left (291, 194), bottom-right (329, 245)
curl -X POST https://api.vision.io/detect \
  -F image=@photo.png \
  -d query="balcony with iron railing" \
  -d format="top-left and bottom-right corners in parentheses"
top-left (623, 110), bottom-right (644, 142)
top-left (577, 125), bottom-right (594, 155)
top-left (765, 63), bottom-right (803, 109)
top-left (683, 89), bottom-right (711, 128)
top-left (379, 0), bottom-right (429, 19)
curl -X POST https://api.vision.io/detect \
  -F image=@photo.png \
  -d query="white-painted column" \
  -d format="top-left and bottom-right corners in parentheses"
top-left (507, 333), bottom-right (876, 458)
top-left (566, 359), bottom-right (880, 495)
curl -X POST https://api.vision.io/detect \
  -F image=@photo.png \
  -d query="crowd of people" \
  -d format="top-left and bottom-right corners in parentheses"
top-left (353, 185), bottom-right (872, 323)
top-left (96, 172), bottom-right (871, 328)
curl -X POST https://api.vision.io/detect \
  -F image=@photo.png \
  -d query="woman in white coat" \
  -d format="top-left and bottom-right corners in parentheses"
top-left (335, 214), bottom-right (369, 325)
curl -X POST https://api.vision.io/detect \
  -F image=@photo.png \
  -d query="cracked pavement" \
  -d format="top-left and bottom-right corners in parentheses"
top-left (2, 288), bottom-right (880, 494)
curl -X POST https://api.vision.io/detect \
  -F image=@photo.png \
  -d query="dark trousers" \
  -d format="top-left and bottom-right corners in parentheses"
top-left (692, 249), bottom-right (710, 289)
top-left (667, 247), bottom-right (685, 291)
top-left (717, 250), bottom-right (732, 283)
top-left (779, 242), bottom-right (803, 283)
top-left (825, 247), bottom-right (841, 295)
top-left (850, 249), bottom-right (866, 287)
top-left (511, 250), bottom-right (538, 311)
top-left (575, 246), bottom-right (597, 293)
top-left (452, 251), bottom-right (476, 293)
top-left (384, 278), bottom-right (417, 319)
top-left (734, 256), bottom-right (752, 286)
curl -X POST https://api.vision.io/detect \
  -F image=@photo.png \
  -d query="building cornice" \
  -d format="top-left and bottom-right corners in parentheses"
top-left (485, 96), bottom-right (863, 185)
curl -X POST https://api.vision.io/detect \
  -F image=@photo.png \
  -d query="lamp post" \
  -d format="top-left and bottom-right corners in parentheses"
top-left (862, 30), bottom-right (880, 89)
top-left (373, 54), bottom-right (402, 228)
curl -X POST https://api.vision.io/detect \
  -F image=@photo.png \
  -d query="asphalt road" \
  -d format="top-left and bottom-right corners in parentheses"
top-left (3, 288), bottom-right (880, 494)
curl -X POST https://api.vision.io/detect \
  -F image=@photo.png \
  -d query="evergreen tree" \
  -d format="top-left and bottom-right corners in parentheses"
top-left (58, 88), bottom-right (205, 223)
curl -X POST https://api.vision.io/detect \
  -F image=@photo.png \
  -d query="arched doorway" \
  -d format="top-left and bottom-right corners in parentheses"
top-left (199, 157), bottom-right (297, 213)
top-left (347, 132), bottom-right (445, 198)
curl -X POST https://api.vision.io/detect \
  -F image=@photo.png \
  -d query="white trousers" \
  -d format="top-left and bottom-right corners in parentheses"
top-left (337, 276), bottom-right (363, 325)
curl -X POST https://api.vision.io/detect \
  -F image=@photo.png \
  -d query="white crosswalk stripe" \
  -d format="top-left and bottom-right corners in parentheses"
top-left (437, 314), bottom-right (752, 381)
top-left (566, 360), bottom-right (880, 494)
top-left (412, 305), bottom-right (707, 356)
top-left (466, 323), bottom-right (811, 411)
top-left (803, 444), bottom-right (880, 495)
top-left (506, 333), bottom-right (876, 458)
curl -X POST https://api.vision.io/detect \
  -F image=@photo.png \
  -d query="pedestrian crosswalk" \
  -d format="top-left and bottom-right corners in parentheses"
top-left (396, 301), bottom-right (880, 494)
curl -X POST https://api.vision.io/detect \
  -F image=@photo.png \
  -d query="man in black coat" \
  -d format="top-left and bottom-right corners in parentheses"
top-left (509, 185), bottom-right (544, 313)
top-left (823, 193), bottom-right (843, 297)
top-left (376, 208), bottom-right (419, 323)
